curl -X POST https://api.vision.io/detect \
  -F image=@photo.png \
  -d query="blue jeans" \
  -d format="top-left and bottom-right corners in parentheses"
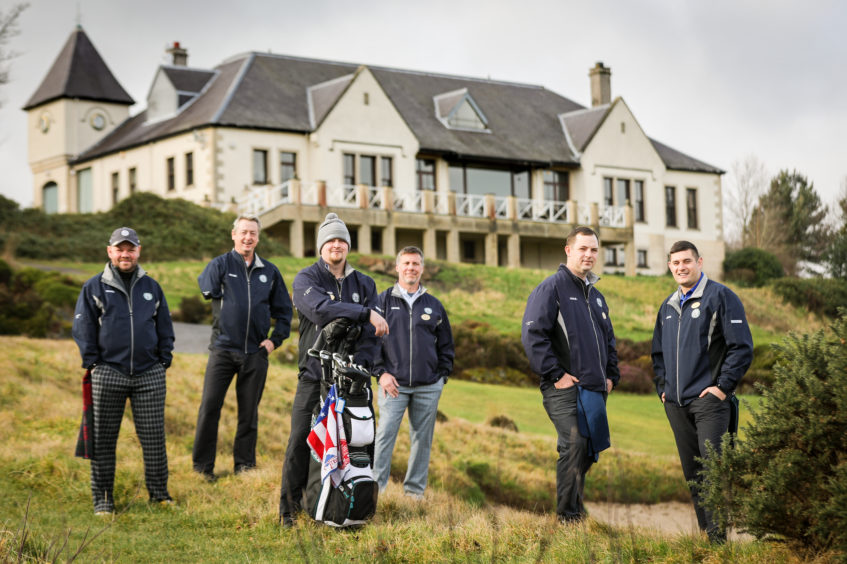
top-left (373, 378), bottom-right (444, 495)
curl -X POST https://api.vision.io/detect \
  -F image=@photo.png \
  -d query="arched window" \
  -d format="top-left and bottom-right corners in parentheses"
top-left (43, 182), bottom-right (58, 214)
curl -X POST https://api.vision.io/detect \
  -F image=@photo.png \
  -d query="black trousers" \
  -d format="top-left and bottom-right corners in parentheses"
top-left (278, 377), bottom-right (321, 517)
top-left (192, 347), bottom-right (269, 474)
top-left (541, 385), bottom-right (594, 521)
top-left (664, 393), bottom-right (730, 536)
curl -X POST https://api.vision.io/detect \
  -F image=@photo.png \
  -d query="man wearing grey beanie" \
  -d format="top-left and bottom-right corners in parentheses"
top-left (279, 212), bottom-right (388, 526)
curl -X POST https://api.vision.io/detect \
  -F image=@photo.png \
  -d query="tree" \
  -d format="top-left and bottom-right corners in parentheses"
top-left (724, 155), bottom-right (769, 248)
top-left (700, 312), bottom-right (847, 555)
top-left (0, 2), bottom-right (28, 108)
top-left (823, 183), bottom-right (847, 279)
top-left (748, 170), bottom-right (830, 275)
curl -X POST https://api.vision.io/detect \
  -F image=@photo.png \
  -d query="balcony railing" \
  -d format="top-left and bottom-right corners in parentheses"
top-left (236, 181), bottom-right (630, 228)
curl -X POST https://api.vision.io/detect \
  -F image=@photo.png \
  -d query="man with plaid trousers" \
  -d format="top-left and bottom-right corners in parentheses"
top-left (72, 227), bottom-right (175, 515)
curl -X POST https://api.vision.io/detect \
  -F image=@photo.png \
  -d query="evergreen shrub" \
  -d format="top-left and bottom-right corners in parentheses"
top-left (770, 276), bottom-right (847, 318)
top-left (723, 247), bottom-right (784, 287)
top-left (701, 311), bottom-right (847, 555)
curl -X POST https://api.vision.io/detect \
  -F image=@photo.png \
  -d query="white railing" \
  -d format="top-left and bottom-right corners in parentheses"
top-left (456, 193), bottom-right (486, 217)
top-left (236, 183), bottom-right (628, 229)
top-left (516, 198), bottom-right (569, 222)
top-left (600, 205), bottom-right (626, 227)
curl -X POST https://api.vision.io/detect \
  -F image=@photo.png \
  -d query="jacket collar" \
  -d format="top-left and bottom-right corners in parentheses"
top-left (667, 272), bottom-right (710, 310)
top-left (318, 257), bottom-right (354, 280)
top-left (559, 264), bottom-right (599, 287)
top-left (390, 283), bottom-right (428, 299)
top-left (230, 248), bottom-right (264, 268)
top-left (101, 262), bottom-right (146, 290)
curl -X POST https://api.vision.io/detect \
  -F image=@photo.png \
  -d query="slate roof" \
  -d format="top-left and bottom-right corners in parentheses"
top-left (161, 66), bottom-right (216, 94)
top-left (71, 48), bottom-right (722, 174)
top-left (23, 27), bottom-right (134, 110)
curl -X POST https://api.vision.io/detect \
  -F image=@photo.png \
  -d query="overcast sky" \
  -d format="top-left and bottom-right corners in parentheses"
top-left (1, 0), bottom-right (845, 214)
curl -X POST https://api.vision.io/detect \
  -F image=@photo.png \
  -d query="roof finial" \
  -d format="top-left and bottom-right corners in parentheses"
top-left (75, 2), bottom-right (82, 29)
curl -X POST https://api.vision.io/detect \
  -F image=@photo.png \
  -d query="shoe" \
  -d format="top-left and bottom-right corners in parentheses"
top-left (156, 498), bottom-right (176, 508)
top-left (404, 491), bottom-right (424, 501)
top-left (196, 469), bottom-right (217, 483)
top-left (280, 514), bottom-right (295, 529)
top-left (94, 510), bottom-right (114, 517)
top-left (234, 464), bottom-right (256, 475)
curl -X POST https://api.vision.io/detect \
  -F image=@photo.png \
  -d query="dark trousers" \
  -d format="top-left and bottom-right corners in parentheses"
top-left (90, 363), bottom-right (169, 512)
top-left (542, 385), bottom-right (594, 520)
top-left (279, 377), bottom-right (321, 517)
top-left (192, 347), bottom-right (269, 474)
top-left (664, 393), bottom-right (730, 536)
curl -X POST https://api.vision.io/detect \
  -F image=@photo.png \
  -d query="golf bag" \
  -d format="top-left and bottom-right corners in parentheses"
top-left (303, 318), bottom-right (378, 527)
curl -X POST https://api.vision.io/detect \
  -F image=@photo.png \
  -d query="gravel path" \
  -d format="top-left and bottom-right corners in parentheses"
top-left (172, 322), bottom-right (212, 355)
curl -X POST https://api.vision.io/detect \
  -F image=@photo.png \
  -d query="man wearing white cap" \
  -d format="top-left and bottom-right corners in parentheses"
top-left (72, 227), bottom-right (175, 515)
top-left (278, 212), bottom-right (388, 527)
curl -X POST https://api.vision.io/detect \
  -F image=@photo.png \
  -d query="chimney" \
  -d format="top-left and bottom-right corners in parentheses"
top-left (166, 41), bottom-right (188, 66)
top-left (589, 61), bottom-right (611, 107)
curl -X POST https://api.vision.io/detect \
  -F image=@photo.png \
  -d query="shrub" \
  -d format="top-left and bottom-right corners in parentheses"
top-left (723, 247), bottom-right (784, 287)
top-left (451, 320), bottom-right (533, 385)
top-left (175, 295), bottom-right (211, 324)
top-left (0, 266), bottom-right (79, 338)
top-left (770, 276), bottom-right (847, 318)
top-left (700, 310), bottom-right (847, 555)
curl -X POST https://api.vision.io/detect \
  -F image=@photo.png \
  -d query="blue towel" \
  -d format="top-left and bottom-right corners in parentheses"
top-left (576, 386), bottom-right (610, 462)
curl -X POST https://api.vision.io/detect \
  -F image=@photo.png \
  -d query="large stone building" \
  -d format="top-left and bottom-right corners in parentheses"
top-left (25, 27), bottom-right (725, 274)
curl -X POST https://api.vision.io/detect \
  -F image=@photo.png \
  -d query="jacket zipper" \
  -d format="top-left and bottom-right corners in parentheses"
top-left (407, 299), bottom-right (414, 386)
top-left (126, 273), bottom-right (137, 375)
top-left (675, 302), bottom-right (683, 405)
top-left (244, 259), bottom-right (253, 354)
top-left (583, 284), bottom-right (607, 390)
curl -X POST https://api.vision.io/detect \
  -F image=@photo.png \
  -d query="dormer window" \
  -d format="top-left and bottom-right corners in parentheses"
top-left (434, 88), bottom-right (489, 132)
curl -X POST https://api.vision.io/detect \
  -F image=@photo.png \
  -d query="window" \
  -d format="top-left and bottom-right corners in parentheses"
top-left (665, 186), bottom-right (677, 227)
top-left (603, 177), bottom-right (614, 207)
top-left (185, 152), bottom-right (194, 186)
top-left (604, 247), bottom-right (618, 266)
top-left (543, 171), bottom-right (569, 201)
top-left (446, 163), bottom-right (530, 197)
top-left (111, 172), bottom-right (119, 205)
top-left (634, 180), bottom-right (645, 222)
top-left (687, 188), bottom-right (699, 229)
top-left (380, 156), bottom-right (393, 187)
top-left (166, 157), bottom-right (175, 191)
top-left (77, 168), bottom-right (93, 213)
top-left (359, 155), bottom-right (376, 186)
top-left (280, 152), bottom-right (296, 183)
top-left (343, 153), bottom-right (356, 186)
top-left (416, 158), bottom-right (436, 191)
top-left (253, 149), bottom-right (268, 184)
top-left (616, 179), bottom-right (630, 206)
top-left (129, 168), bottom-right (137, 195)
top-left (42, 182), bottom-right (58, 214)
top-left (637, 249), bottom-right (648, 268)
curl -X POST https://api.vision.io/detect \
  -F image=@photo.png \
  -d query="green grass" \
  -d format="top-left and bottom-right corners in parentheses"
top-left (0, 336), bottom-right (808, 562)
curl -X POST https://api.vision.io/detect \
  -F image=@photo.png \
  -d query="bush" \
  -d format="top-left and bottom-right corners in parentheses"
top-left (451, 320), bottom-right (533, 386)
top-left (770, 276), bottom-right (847, 318)
top-left (700, 310), bottom-right (847, 555)
top-left (724, 247), bottom-right (784, 287)
top-left (0, 266), bottom-right (79, 338)
top-left (175, 295), bottom-right (211, 324)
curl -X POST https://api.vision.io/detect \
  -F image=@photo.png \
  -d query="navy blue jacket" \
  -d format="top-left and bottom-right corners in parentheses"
top-left (521, 265), bottom-right (620, 392)
top-left (652, 274), bottom-right (754, 406)
top-left (73, 264), bottom-right (174, 375)
top-left (198, 250), bottom-right (292, 354)
top-left (292, 259), bottom-right (380, 382)
top-left (373, 285), bottom-right (454, 387)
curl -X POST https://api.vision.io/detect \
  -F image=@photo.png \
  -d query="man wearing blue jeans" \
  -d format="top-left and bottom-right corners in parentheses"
top-left (373, 246), bottom-right (454, 498)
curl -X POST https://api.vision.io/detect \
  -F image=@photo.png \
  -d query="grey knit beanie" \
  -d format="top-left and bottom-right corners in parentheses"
top-left (317, 213), bottom-right (351, 254)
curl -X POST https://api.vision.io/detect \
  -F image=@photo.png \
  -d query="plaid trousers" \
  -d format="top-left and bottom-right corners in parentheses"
top-left (90, 363), bottom-right (170, 512)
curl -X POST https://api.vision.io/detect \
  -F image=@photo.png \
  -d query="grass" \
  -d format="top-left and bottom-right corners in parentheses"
top-left (15, 255), bottom-right (827, 346)
top-left (0, 336), bottom-right (816, 562)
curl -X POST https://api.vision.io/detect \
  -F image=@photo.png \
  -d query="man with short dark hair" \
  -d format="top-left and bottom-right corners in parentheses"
top-left (372, 246), bottom-right (454, 498)
top-left (521, 226), bottom-right (620, 523)
top-left (72, 227), bottom-right (175, 515)
top-left (652, 240), bottom-right (753, 543)
top-left (192, 215), bottom-right (292, 479)
top-left (278, 212), bottom-right (388, 527)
